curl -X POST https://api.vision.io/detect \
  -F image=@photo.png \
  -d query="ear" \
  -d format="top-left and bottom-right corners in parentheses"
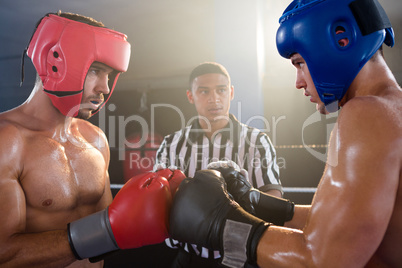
top-left (338, 38), bottom-right (349, 47)
top-left (230, 85), bottom-right (234, 100)
top-left (336, 28), bottom-right (349, 47)
top-left (186, 90), bottom-right (194, 104)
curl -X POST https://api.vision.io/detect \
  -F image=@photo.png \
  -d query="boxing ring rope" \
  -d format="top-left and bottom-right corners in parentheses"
top-left (112, 143), bottom-right (323, 193)
top-left (110, 184), bottom-right (317, 193)
top-left (275, 144), bottom-right (328, 149)
top-left (282, 187), bottom-right (317, 193)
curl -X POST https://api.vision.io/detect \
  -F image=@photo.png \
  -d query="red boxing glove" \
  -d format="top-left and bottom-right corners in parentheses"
top-left (109, 171), bottom-right (172, 248)
top-left (68, 171), bottom-right (172, 259)
top-left (155, 168), bottom-right (186, 197)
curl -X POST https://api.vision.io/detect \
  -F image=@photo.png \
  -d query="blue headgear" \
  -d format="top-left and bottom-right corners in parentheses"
top-left (276, 0), bottom-right (395, 112)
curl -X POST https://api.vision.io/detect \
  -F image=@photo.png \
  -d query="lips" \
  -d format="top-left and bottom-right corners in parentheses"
top-left (208, 107), bottom-right (223, 114)
top-left (90, 99), bottom-right (102, 105)
top-left (304, 91), bottom-right (315, 103)
top-left (88, 98), bottom-right (104, 109)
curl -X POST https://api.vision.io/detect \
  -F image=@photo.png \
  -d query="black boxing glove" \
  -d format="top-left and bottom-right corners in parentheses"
top-left (207, 161), bottom-right (294, 226)
top-left (169, 170), bottom-right (270, 267)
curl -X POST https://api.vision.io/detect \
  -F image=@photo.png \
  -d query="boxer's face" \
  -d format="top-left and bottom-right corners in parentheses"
top-left (291, 53), bottom-right (328, 114)
top-left (187, 73), bottom-right (234, 123)
top-left (78, 62), bottom-right (114, 119)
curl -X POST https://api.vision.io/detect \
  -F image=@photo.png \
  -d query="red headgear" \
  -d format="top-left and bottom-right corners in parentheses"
top-left (26, 14), bottom-right (131, 117)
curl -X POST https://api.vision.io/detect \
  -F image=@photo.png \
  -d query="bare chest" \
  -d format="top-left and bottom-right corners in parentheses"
top-left (20, 134), bottom-right (107, 211)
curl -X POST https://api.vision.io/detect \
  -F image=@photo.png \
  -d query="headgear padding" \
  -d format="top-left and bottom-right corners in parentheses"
top-left (27, 14), bottom-right (131, 117)
top-left (276, 0), bottom-right (394, 112)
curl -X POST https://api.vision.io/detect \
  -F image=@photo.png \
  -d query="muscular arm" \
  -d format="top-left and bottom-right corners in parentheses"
top-left (92, 124), bottom-right (113, 210)
top-left (256, 99), bottom-right (399, 267)
top-left (0, 125), bottom-right (76, 267)
top-left (284, 205), bottom-right (310, 229)
top-left (0, 120), bottom-right (113, 267)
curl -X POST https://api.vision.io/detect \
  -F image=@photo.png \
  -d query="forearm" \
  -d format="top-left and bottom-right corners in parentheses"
top-left (285, 205), bottom-right (311, 230)
top-left (257, 226), bottom-right (311, 268)
top-left (0, 230), bottom-right (76, 268)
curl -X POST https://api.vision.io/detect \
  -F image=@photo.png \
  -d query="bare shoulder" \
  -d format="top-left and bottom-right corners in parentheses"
top-left (303, 90), bottom-right (401, 266)
top-left (0, 112), bottom-right (25, 144)
top-left (73, 118), bottom-right (109, 152)
top-left (0, 113), bottom-right (25, 178)
top-left (339, 92), bottom-right (402, 141)
top-left (334, 90), bottom-right (402, 182)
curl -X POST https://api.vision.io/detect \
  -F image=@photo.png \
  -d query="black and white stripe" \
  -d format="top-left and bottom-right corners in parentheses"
top-left (155, 114), bottom-right (281, 191)
top-left (155, 114), bottom-right (281, 259)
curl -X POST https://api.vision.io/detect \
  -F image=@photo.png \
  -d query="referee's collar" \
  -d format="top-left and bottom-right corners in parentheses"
top-left (188, 114), bottom-right (241, 142)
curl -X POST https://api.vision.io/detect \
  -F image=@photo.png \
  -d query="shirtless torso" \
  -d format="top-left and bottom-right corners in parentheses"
top-left (257, 54), bottom-right (402, 268)
top-left (0, 102), bottom-right (112, 267)
top-left (0, 12), bottom-right (129, 267)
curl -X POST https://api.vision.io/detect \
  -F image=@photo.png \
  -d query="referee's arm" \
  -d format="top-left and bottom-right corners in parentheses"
top-left (154, 138), bottom-right (169, 170)
top-left (256, 135), bottom-right (282, 198)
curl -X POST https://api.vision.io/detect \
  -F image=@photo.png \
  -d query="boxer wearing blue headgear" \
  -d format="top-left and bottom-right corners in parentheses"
top-left (167, 1), bottom-right (402, 267)
top-left (276, 0), bottom-right (394, 112)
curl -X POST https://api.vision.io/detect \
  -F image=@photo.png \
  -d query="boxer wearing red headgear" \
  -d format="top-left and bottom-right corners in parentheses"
top-left (0, 12), bottom-right (182, 268)
top-left (26, 13), bottom-right (130, 117)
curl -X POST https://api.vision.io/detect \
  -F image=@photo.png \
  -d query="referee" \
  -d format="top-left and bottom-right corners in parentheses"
top-left (154, 62), bottom-right (282, 268)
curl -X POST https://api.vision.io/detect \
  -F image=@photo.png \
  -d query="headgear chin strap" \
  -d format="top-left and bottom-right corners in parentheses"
top-left (276, 0), bottom-right (394, 113)
top-left (25, 14), bottom-right (131, 117)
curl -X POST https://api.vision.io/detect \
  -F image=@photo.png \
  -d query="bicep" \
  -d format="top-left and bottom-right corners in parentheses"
top-left (304, 117), bottom-right (398, 266)
top-left (97, 170), bottom-right (113, 209)
top-left (0, 128), bottom-right (26, 242)
top-left (0, 170), bottom-right (26, 242)
top-left (285, 205), bottom-right (310, 230)
top-left (92, 130), bottom-right (113, 207)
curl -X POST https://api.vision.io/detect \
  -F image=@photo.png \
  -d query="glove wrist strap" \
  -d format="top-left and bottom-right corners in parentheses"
top-left (255, 193), bottom-right (295, 226)
top-left (221, 219), bottom-right (253, 268)
top-left (248, 222), bottom-right (270, 265)
top-left (221, 207), bottom-right (269, 267)
top-left (68, 209), bottom-right (119, 259)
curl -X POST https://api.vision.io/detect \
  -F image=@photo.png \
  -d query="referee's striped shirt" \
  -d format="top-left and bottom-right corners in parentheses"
top-left (155, 114), bottom-right (282, 259)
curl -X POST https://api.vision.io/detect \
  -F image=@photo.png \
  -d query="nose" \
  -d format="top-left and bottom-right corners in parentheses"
top-left (208, 90), bottom-right (220, 103)
top-left (295, 69), bottom-right (306, 90)
top-left (95, 74), bottom-right (111, 95)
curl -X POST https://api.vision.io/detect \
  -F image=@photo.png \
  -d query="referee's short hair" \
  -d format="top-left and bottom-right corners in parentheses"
top-left (189, 62), bottom-right (231, 88)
